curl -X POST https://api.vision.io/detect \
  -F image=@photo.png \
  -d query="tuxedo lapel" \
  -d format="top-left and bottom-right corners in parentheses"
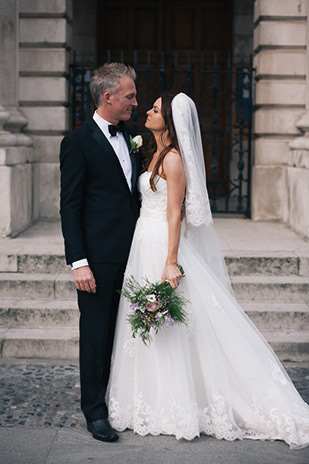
top-left (89, 119), bottom-right (131, 193)
top-left (123, 129), bottom-right (138, 190)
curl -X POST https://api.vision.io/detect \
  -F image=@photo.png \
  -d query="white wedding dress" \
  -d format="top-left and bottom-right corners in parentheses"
top-left (106, 171), bottom-right (309, 449)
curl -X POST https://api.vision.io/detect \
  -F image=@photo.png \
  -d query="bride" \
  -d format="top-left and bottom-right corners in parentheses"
top-left (106, 93), bottom-right (309, 448)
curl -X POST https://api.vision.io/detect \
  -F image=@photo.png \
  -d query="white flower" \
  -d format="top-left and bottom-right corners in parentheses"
top-left (133, 135), bottom-right (143, 148)
top-left (130, 135), bottom-right (143, 153)
top-left (146, 294), bottom-right (156, 302)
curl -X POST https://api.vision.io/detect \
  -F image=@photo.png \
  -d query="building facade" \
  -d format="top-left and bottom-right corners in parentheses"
top-left (0, 0), bottom-right (308, 239)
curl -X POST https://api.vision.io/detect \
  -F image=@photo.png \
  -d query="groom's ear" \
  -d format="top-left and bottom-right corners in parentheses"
top-left (103, 91), bottom-right (112, 105)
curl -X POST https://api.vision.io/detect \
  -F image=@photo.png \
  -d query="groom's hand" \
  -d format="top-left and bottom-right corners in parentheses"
top-left (73, 266), bottom-right (96, 293)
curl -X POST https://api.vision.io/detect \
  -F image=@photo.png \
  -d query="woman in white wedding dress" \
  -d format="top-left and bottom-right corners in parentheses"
top-left (106, 93), bottom-right (309, 448)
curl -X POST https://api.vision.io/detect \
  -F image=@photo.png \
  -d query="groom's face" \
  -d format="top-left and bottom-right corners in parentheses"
top-left (109, 75), bottom-right (137, 122)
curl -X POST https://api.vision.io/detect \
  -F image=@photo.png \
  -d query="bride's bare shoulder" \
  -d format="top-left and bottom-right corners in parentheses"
top-left (165, 149), bottom-right (182, 163)
top-left (163, 150), bottom-right (185, 177)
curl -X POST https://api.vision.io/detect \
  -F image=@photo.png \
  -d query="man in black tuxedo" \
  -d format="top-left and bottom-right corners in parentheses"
top-left (60, 63), bottom-right (141, 442)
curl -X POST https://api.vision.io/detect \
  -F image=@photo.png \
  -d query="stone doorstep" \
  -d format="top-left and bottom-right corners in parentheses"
top-left (0, 298), bottom-right (79, 328)
top-left (0, 273), bottom-right (309, 301)
top-left (0, 299), bottom-right (308, 332)
top-left (231, 275), bottom-right (309, 302)
top-left (225, 256), bottom-right (302, 276)
top-left (0, 252), bottom-right (308, 276)
top-left (0, 272), bottom-right (73, 299)
top-left (265, 331), bottom-right (309, 363)
top-left (0, 327), bottom-right (308, 363)
top-left (0, 327), bottom-right (78, 360)
top-left (241, 302), bottom-right (309, 331)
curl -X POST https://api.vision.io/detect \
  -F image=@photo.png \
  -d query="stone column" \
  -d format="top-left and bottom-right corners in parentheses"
top-left (19, 0), bottom-right (72, 220)
top-left (0, 0), bottom-right (33, 237)
top-left (1, 0), bottom-right (31, 142)
top-left (252, 0), bottom-right (306, 221)
top-left (288, 1), bottom-right (309, 239)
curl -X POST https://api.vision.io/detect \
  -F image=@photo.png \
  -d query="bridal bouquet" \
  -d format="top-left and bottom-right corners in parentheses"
top-left (121, 266), bottom-right (187, 346)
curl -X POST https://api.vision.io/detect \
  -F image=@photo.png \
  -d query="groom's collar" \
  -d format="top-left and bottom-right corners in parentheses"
top-left (90, 111), bottom-right (127, 138)
top-left (93, 111), bottom-right (114, 131)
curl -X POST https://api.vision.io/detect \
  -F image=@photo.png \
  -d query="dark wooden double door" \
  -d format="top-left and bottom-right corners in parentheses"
top-left (97, 0), bottom-right (233, 190)
top-left (98, 1), bottom-right (232, 63)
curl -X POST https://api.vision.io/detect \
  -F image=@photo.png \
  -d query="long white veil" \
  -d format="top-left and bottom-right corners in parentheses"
top-left (171, 93), bottom-right (233, 294)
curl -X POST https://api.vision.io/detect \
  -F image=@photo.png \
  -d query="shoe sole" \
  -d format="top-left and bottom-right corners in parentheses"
top-left (92, 433), bottom-right (119, 442)
top-left (87, 425), bottom-right (119, 442)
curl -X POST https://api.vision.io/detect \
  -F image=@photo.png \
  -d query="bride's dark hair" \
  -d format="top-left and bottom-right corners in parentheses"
top-left (143, 94), bottom-right (180, 192)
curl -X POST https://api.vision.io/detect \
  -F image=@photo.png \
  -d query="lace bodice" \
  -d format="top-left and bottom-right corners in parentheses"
top-left (138, 172), bottom-right (168, 221)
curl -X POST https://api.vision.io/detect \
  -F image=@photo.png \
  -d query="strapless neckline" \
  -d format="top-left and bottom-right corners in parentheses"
top-left (143, 171), bottom-right (166, 182)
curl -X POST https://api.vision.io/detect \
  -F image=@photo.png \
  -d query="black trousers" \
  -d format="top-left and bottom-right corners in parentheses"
top-left (77, 261), bottom-right (127, 421)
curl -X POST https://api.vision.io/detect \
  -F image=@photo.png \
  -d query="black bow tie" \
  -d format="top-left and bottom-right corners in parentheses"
top-left (108, 121), bottom-right (125, 137)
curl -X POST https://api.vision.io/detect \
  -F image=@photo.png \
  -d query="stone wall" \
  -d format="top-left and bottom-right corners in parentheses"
top-left (288, 0), bottom-right (309, 239)
top-left (2, 0), bottom-right (308, 237)
top-left (72, 0), bottom-right (97, 63)
top-left (252, 0), bottom-right (307, 225)
top-left (0, 0), bottom-right (33, 237)
top-left (233, 0), bottom-right (254, 64)
top-left (19, 0), bottom-right (72, 220)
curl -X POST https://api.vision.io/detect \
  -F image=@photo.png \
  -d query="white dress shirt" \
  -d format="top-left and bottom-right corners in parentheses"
top-left (71, 112), bottom-right (133, 270)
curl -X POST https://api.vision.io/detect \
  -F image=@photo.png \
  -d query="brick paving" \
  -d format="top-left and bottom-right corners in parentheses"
top-left (0, 363), bottom-right (308, 429)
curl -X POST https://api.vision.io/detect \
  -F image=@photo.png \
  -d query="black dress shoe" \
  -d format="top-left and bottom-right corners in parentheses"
top-left (87, 418), bottom-right (119, 442)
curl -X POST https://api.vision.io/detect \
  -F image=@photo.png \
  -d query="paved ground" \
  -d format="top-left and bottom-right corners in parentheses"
top-left (1, 360), bottom-right (308, 463)
top-left (0, 362), bottom-right (309, 429)
top-left (2, 427), bottom-right (309, 464)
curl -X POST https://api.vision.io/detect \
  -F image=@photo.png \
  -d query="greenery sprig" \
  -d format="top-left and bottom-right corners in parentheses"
top-left (121, 266), bottom-right (188, 346)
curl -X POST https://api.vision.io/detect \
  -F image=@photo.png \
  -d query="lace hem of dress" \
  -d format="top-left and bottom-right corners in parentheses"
top-left (108, 390), bottom-right (309, 447)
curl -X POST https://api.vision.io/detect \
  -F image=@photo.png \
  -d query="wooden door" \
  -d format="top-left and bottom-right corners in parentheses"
top-left (97, 0), bottom-right (233, 187)
top-left (98, 1), bottom-right (232, 63)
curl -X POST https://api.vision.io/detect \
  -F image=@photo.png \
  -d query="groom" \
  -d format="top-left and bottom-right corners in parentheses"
top-left (60, 63), bottom-right (141, 442)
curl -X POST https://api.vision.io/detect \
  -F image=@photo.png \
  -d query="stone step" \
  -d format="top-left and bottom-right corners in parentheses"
top-left (0, 327), bottom-right (307, 363)
top-left (242, 302), bottom-right (309, 331)
top-left (18, 254), bottom-right (70, 274)
top-left (0, 327), bottom-right (78, 360)
top-left (0, 299), bottom-right (308, 332)
top-left (1, 251), bottom-right (308, 276)
top-left (231, 275), bottom-right (309, 302)
top-left (0, 298), bottom-right (78, 327)
top-left (265, 331), bottom-right (309, 363)
top-left (0, 273), bottom-right (74, 299)
top-left (0, 273), bottom-right (308, 301)
top-left (225, 254), bottom-right (307, 276)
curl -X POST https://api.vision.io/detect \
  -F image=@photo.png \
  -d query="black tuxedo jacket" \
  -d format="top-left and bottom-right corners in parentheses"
top-left (60, 118), bottom-right (141, 265)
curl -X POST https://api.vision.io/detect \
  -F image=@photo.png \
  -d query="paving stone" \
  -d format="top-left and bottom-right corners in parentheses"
top-left (0, 363), bottom-right (308, 431)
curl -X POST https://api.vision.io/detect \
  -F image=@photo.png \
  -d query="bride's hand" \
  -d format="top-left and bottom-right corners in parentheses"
top-left (161, 264), bottom-right (182, 289)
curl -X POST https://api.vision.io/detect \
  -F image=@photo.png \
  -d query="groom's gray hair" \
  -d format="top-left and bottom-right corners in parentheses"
top-left (90, 62), bottom-right (136, 108)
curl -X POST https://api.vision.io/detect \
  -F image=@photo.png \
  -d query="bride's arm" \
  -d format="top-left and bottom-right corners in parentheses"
top-left (161, 152), bottom-right (186, 288)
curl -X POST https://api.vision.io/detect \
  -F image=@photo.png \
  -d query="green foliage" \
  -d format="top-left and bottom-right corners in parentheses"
top-left (121, 268), bottom-right (188, 346)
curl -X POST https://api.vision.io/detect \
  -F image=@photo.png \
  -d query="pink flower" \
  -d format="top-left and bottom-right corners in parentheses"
top-left (146, 301), bottom-right (159, 312)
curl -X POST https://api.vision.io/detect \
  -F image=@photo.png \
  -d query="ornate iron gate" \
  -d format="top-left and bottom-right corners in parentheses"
top-left (69, 51), bottom-right (255, 216)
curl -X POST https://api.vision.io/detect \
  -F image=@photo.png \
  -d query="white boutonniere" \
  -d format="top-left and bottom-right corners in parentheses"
top-left (130, 135), bottom-right (143, 154)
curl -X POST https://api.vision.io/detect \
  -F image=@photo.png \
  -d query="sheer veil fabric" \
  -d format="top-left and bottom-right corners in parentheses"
top-left (171, 93), bottom-right (233, 294)
top-left (106, 93), bottom-right (309, 449)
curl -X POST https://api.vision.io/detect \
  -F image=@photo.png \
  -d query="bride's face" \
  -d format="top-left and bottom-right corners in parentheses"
top-left (145, 98), bottom-right (165, 132)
